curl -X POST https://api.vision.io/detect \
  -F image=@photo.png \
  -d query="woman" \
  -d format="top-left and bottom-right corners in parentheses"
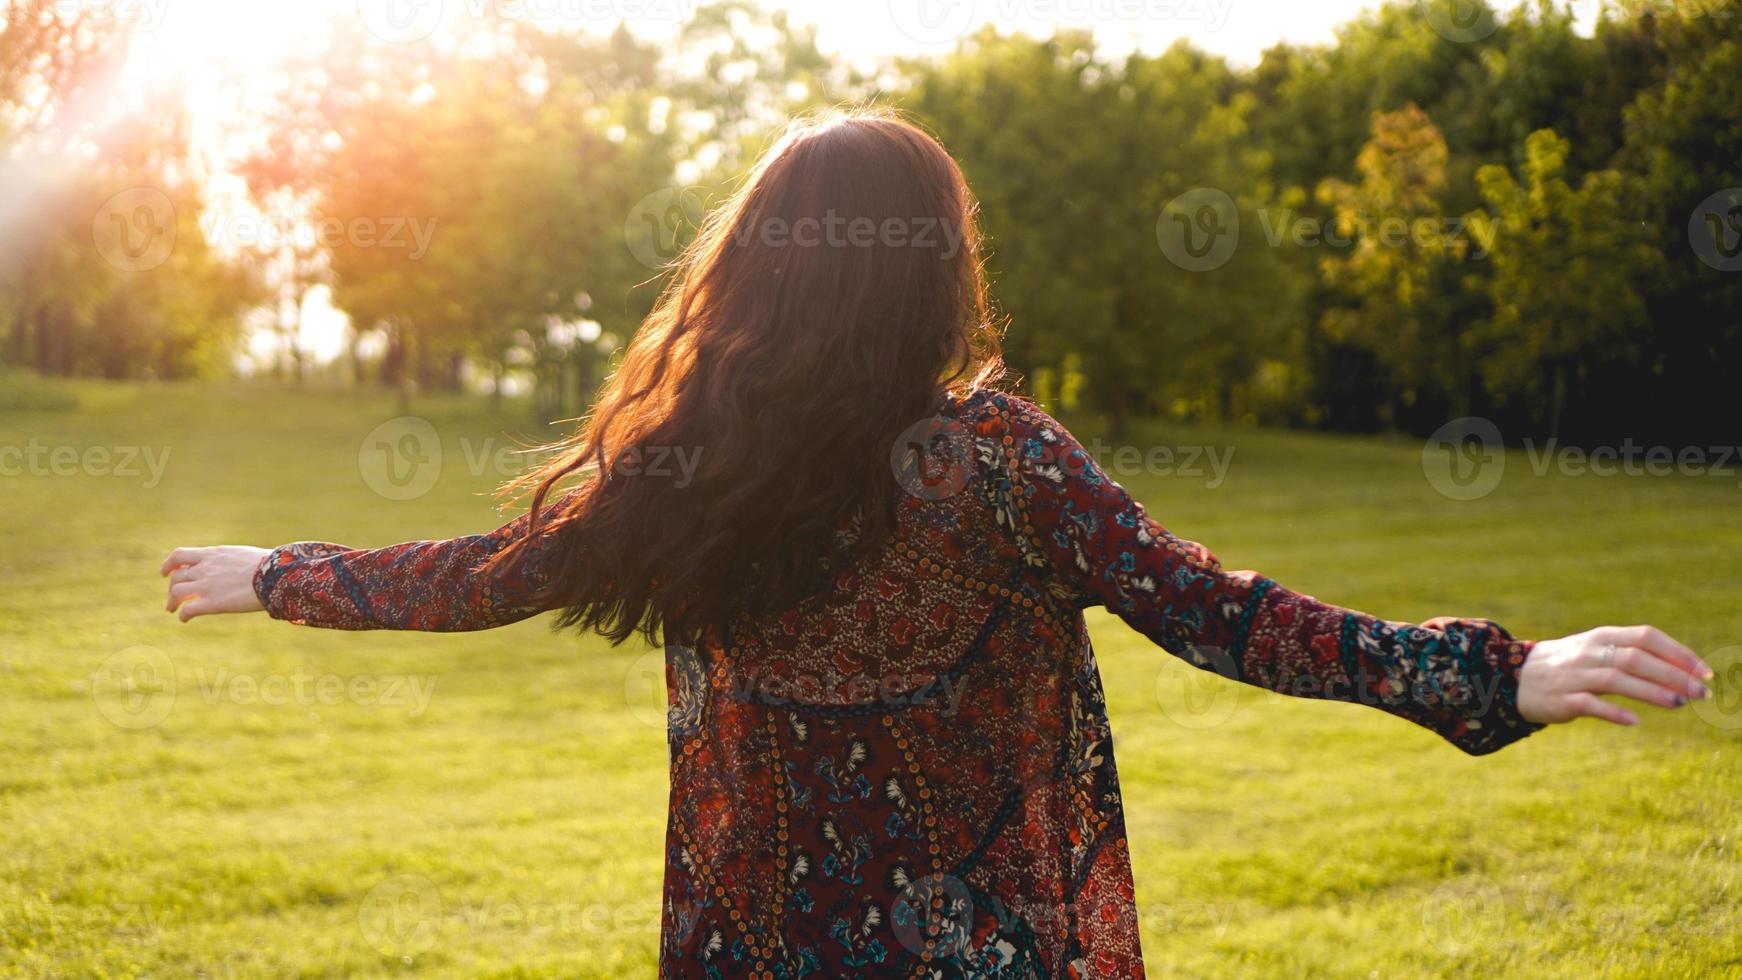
top-left (162, 108), bottom-right (1712, 979)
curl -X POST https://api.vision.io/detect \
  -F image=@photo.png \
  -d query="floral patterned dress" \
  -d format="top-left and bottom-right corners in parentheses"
top-left (254, 390), bottom-right (1543, 978)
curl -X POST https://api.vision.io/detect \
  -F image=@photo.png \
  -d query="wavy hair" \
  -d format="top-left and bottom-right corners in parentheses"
top-left (490, 106), bottom-right (1004, 645)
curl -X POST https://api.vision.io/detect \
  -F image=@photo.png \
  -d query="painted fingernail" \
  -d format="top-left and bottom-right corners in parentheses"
top-left (1671, 695), bottom-right (1687, 707)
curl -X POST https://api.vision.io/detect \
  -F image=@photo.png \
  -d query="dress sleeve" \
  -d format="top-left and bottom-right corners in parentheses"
top-left (981, 395), bottom-right (1543, 755)
top-left (251, 493), bottom-right (575, 632)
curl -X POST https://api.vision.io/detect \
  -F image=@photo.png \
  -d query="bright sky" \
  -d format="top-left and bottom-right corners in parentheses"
top-left (123, 0), bottom-right (1602, 85)
top-left (106, 0), bottom-right (1595, 367)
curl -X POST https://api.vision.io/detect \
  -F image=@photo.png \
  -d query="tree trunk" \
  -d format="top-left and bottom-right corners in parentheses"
top-left (415, 335), bottom-right (434, 391)
top-left (381, 322), bottom-right (405, 390)
top-left (1106, 384), bottom-right (1130, 439)
top-left (1548, 363), bottom-right (1566, 443)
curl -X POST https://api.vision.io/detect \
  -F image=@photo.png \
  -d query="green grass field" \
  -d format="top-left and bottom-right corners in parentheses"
top-left (2, 379), bottom-right (1739, 978)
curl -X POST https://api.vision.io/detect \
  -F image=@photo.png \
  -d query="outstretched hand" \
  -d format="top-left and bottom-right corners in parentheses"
top-left (1517, 624), bottom-right (1713, 726)
top-left (161, 546), bottom-right (270, 622)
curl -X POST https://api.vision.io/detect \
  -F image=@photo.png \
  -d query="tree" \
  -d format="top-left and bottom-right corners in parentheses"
top-left (1315, 104), bottom-right (1473, 425)
top-left (1472, 128), bottom-right (1663, 437)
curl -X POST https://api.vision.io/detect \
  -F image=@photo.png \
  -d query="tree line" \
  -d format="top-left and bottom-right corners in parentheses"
top-left (2, 0), bottom-right (1737, 443)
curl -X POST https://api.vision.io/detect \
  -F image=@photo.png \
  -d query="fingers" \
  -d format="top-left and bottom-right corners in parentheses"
top-left (166, 580), bottom-right (200, 613)
top-left (1599, 625), bottom-right (1712, 679)
top-left (160, 547), bottom-right (206, 577)
top-left (1587, 668), bottom-right (1690, 709)
top-left (1601, 645), bottom-right (1711, 699)
top-left (1568, 692), bottom-right (1640, 727)
top-left (176, 597), bottom-right (213, 622)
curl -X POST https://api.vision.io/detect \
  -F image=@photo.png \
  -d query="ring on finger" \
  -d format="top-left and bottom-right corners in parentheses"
top-left (1599, 643), bottom-right (1617, 668)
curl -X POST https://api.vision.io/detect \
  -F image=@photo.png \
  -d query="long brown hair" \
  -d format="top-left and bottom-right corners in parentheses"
top-left (492, 106), bottom-right (1004, 645)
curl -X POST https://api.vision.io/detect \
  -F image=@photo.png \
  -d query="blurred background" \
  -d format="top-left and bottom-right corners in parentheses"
top-left (2, 0), bottom-right (1739, 976)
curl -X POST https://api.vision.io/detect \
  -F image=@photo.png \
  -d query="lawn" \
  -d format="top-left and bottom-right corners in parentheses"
top-left (1, 380), bottom-right (1738, 978)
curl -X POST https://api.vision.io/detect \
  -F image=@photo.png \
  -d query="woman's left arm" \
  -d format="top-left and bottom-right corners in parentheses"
top-left (990, 394), bottom-right (1715, 755)
top-left (162, 495), bottom-right (571, 631)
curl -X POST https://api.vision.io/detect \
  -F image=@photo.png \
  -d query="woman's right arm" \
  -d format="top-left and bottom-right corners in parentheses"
top-left (980, 394), bottom-right (1711, 754)
top-left (163, 493), bottom-right (576, 632)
